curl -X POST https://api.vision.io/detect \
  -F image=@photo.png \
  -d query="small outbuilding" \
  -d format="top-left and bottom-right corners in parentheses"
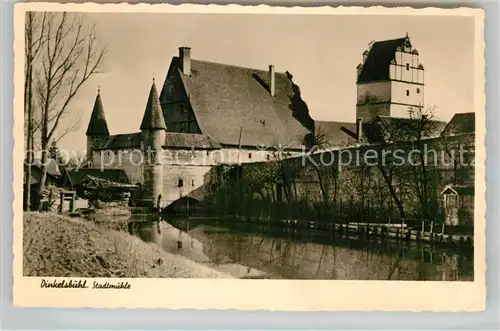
top-left (440, 184), bottom-right (474, 226)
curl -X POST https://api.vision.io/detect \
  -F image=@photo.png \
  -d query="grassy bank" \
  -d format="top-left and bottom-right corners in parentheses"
top-left (23, 212), bottom-right (232, 278)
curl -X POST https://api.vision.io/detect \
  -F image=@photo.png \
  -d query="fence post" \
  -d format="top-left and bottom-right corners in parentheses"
top-left (59, 192), bottom-right (64, 214)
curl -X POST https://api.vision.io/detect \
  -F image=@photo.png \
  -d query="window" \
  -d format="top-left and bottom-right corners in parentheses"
top-left (191, 180), bottom-right (195, 187)
top-left (406, 89), bottom-right (410, 96)
top-left (248, 153), bottom-right (252, 159)
top-left (417, 88), bottom-right (421, 94)
top-left (169, 85), bottom-right (174, 95)
top-left (406, 63), bottom-right (410, 70)
top-left (266, 154), bottom-right (271, 161)
top-left (177, 179), bottom-right (184, 187)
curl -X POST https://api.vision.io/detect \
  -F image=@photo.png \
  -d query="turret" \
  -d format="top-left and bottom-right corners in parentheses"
top-left (356, 34), bottom-right (425, 121)
top-left (140, 78), bottom-right (166, 208)
top-left (86, 87), bottom-right (109, 165)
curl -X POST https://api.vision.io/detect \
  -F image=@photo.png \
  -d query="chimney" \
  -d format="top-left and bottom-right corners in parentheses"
top-left (179, 47), bottom-right (191, 76)
top-left (269, 65), bottom-right (275, 97)
top-left (356, 118), bottom-right (363, 141)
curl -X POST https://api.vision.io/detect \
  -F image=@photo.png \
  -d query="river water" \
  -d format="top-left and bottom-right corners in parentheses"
top-left (127, 216), bottom-right (474, 281)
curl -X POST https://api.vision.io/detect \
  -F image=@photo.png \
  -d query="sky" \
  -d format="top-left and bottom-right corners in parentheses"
top-left (55, 12), bottom-right (475, 151)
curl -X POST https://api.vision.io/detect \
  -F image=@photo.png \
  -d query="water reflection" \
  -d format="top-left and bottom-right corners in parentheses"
top-left (128, 216), bottom-right (473, 281)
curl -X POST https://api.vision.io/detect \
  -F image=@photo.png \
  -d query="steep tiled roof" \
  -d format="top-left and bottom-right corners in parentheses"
top-left (164, 132), bottom-right (221, 149)
top-left (140, 80), bottom-right (167, 130)
top-left (314, 121), bottom-right (358, 147)
top-left (441, 112), bottom-right (475, 136)
top-left (86, 92), bottom-right (110, 136)
top-left (357, 37), bottom-right (407, 83)
top-left (164, 57), bottom-right (314, 149)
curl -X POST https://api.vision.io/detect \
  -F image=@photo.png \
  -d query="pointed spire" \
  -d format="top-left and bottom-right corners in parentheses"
top-left (86, 88), bottom-right (109, 136)
top-left (140, 78), bottom-right (166, 131)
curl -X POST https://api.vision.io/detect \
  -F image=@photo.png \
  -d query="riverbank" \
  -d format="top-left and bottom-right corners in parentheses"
top-left (23, 212), bottom-right (232, 278)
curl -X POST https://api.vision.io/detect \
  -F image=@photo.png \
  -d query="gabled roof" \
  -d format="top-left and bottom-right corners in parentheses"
top-left (162, 57), bottom-right (314, 149)
top-left (357, 37), bottom-right (408, 83)
top-left (86, 92), bottom-right (110, 136)
top-left (441, 112), bottom-right (475, 136)
top-left (140, 80), bottom-right (167, 131)
top-left (314, 121), bottom-right (358, 147)
top-left (441, 184), bottom-right (474, 196)
top-left (62, 168), bottom-right (130, 187)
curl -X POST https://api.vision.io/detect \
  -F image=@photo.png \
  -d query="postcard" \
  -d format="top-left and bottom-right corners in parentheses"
top-left (13, 3), bottom-right (485, 311)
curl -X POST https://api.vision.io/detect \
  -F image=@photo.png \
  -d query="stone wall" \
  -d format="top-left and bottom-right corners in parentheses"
top-left (205, 133), bottom-right (475, 226)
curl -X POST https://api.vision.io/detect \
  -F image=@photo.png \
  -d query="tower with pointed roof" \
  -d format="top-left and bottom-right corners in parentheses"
top-left (356, 34), bottom-right (425, 122)
top-left (140, 78), bottom-right (166, 207)
top-left (86, 88), bottom-right (110, 163)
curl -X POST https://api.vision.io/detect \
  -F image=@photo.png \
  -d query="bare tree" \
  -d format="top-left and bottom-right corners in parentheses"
top-left (24, 12), bottom-right (46, 210)
top-left (375, 106), bottom-right (443, 220)
top-left (33, 12), bottom-right (106, 209)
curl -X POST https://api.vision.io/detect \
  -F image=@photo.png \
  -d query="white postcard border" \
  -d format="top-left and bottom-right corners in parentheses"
top-left (12, 3), bottom-right (486, 311)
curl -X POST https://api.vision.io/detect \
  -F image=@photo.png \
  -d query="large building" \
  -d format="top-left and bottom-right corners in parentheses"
top-left (86, 46), bottom-right (322, 207)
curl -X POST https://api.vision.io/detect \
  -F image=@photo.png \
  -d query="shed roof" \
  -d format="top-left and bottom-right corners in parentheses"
top-left (95, 132), bottom-right (221, 150)
top-left (164, 132), bottom-right (221, 149)
top-left (62, 168), bottom-right (130, 186)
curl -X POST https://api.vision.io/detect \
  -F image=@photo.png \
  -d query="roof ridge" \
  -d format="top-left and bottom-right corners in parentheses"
top-left (374, 36), bottom-right (407, 44)
top-left (189, 57), bottom-right (290, 75)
